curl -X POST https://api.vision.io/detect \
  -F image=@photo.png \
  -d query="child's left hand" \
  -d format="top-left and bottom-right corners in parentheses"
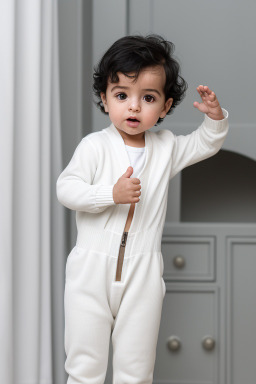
top-left (193, 85), bottom-right (224, 120)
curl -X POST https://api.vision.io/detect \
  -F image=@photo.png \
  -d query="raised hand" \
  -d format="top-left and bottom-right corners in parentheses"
top-left (193, 85), bottom-right (224, 120)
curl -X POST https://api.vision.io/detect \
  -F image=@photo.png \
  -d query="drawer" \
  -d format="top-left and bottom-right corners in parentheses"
top-left (161, 236), bottom-right (215, 281)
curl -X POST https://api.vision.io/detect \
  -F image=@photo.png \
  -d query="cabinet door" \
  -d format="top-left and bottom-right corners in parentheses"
top-left (154, 285), bottom-right (219, 384)
top-left (226, 239), bottom-right (256, 384)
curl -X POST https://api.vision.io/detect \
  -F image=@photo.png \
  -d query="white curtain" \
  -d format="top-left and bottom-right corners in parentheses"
top-left (0, 1), bottom-right (66, 383)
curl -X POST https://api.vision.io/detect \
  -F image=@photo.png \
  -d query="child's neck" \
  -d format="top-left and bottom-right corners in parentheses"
top-left (117, 129), bottom-right (145, 148)
top-left (125, 139), bottom-right (145, 148)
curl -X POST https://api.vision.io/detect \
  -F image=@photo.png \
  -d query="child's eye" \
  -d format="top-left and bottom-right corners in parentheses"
top-left (116, 93), bottom-right (127, 100)
top-left (144, 95), bottom-right (155, 103)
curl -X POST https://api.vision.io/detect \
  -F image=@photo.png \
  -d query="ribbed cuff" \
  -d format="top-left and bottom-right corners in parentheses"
top-left (204, 108), bottom-right (229, 132)
top-left (95, 185), bottom-right (116, 207)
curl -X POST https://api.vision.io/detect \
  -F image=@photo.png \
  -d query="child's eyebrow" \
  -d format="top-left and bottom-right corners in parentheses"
top-left (142, 88), bottom-right (161, 97)
top-left (110, 85), bottom-right (161, 96)
top-left (110, 86), bottom-right (129, 92)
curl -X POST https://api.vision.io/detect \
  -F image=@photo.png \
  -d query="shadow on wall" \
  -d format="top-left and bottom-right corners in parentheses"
top-left (181, 149), bottom-right (256, 223)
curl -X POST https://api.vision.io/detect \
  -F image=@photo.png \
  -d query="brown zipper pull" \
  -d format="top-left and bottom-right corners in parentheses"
top-left (121, 231), bottom-right (128, 247)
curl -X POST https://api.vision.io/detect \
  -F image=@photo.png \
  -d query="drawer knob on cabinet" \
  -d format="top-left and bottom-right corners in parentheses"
top-left (173, 255), bottom-right (186, 269)
top-left (167, 336), bottom-right (181, 352)
top-left (202, 336), bottom-right (215, 351)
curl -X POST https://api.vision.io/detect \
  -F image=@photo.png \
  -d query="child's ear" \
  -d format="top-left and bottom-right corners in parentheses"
top-left (160, 98), bottom-right (173, 118)
top-left (100, 92), bottom-right (109, 113)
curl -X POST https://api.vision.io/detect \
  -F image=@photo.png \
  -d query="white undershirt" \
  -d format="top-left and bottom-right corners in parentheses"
top-left (125, 144), bottom-right (146, 178)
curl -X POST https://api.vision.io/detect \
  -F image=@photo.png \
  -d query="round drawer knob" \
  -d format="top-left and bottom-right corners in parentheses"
top-left (173, 255), bottom-right (186, 269)
top-left (167, 336), bottom-right (181, 352)
top-left (202, 336), bottom-right (215, 351)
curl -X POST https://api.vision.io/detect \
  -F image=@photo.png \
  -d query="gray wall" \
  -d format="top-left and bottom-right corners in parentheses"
top-left (92, 0), bottom-right (128, 131)
top-left (59, 0), bottom-right (83, 167)
top-left (59, 0), bottom-right (92, 167)
top-left (58, 0), bottom-right (93, 249)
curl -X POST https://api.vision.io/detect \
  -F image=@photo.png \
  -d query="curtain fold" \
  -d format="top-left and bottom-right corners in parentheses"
top-left (0, 1), bottom-right (15, 383)
top-left (0, 1), bottom-right (66, 383)
top-left (50, 1), bottom-right (67, 382)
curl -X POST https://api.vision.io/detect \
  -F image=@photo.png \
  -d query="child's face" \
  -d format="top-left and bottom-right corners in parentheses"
top-left (100, 65), bottom-right (173, 142)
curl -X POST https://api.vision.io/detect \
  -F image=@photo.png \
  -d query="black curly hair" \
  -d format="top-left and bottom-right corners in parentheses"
top-left (93, 34), bottom-right (188, 125)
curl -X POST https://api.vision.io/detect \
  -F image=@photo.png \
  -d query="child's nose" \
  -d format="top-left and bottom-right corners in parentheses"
top-left (128, 99), bottom-right (141, 112)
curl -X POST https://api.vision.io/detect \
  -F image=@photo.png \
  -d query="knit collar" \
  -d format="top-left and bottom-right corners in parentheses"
top-left (104, 123), bottom-right (152, 181)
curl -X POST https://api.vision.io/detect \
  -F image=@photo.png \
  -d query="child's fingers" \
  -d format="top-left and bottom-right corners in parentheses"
top-left (207, 98), bottom-right (220, 108)
top-left (207, 93), bottom-right (217, 103)
top-left (197, 85), bottom-right (204, 95)
top-left (207, 93), bottom-right (220, 107)
top-left (197, 85), bottom-right (213, 97)
top-left (196, 87), bottom-right (206, 99)
top-left (197, 85), bottom-right (209, 92)
top-left (202, 85), bottom-right (212, 95)
top-left (193, 100), bottom-right (209, 114)
top-left (210, 91), bottom-right (216, 99)
top-left (197, 86), bottom-right (219, 108)
top-left (197, 86), bottom-right (209, 100)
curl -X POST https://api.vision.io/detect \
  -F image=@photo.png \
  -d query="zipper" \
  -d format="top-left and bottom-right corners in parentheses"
top-left (115, 231), bottom-right (128, 281)
top-left (114, 143), bottom-right (146, 281)
top-left (115, 194), bottom-right (138, 281)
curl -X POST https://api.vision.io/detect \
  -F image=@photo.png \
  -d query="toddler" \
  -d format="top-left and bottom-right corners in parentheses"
top-left (57, 34), bottom-right (229, 384)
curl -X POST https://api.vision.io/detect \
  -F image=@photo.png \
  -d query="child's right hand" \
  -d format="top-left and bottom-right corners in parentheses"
top-left (113, 167), bottom-right (141, 204)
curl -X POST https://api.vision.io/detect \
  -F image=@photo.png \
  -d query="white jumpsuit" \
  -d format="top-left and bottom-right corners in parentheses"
top-left (56, 111), bottom-right (229, 384)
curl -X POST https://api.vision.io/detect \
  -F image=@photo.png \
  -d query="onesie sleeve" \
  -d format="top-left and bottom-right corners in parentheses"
top-left (169, 108), bottom-right (229, 180)
top-left (56, 137), bottom-right (116, 213)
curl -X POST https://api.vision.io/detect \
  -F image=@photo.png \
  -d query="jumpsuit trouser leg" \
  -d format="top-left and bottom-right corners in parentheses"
top-left (64, 245), bottom-right (114, 384)
top-left (64, 230), bottom-right (166, 384)
top-left (111, 247), bottom-right (165, 384)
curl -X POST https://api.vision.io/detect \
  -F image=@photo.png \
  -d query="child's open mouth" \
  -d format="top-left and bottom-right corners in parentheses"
top-left (126, 118), bottom-right (140, 127)
top-left (127, 118), bottom-right (139, 122)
